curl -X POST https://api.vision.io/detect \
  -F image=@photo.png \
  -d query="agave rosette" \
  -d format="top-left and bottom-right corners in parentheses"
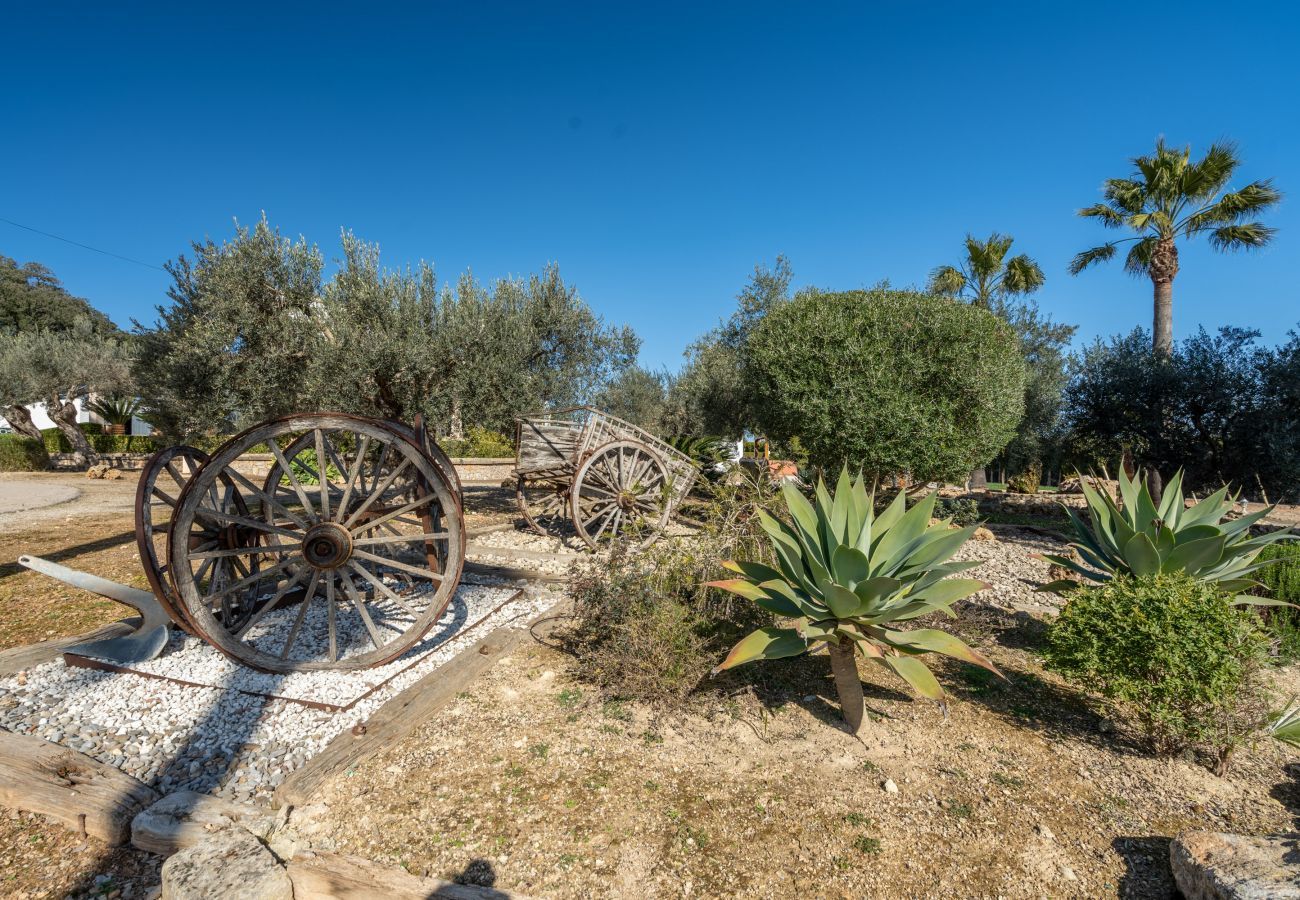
top-left (1040, 468), bottom-right (1297, 604)
top-left (708, 470), bottom-right (1000, 699)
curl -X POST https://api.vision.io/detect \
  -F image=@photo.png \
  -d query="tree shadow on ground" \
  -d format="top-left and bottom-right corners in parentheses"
top-left (0, 530), bottom-right (135, 579)
top-left (450, 858), bottom-right (511, 897)
top-left (1111, 835), bottom-right (1176, 899)
top-left (1270, 762), bottom-right (1300, 828)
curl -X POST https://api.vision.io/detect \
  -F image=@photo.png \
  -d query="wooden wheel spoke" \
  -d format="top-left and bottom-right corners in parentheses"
top-left (337, 573), bottom-right (386, 651)
top-left (269, 440), bottom-right (320, 524)
top-left (314, 428), bottom-right (331, 521)
top-left (188, 542), bottom-right (298, 560)
top-left (326, 577), bottom-right (338, 662)
top-left (351, 548), bottom-right (443, 583)
top-left (348, 561), bottom-right (418, 616)
top-left (223, 465), bottom-right (312, 531)
top-left (235, 565), bottom-right (313, 640)
top-left (204, 555), bottom-right (298, 602)
top-left (194, 509), bottom-right (302, 540)
top-left (277, 570), bottom-right (322, 660)
top-left (335, 434), bottom-right (370, 521)
top-left (353, 492), bottom-right (436, 534)
top-left (344, 452), bottom-right (412, 529)
top-left (352, 531), bottom-right (449, 548)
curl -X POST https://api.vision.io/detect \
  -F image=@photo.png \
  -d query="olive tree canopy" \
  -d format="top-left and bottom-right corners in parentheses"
top-left (746, 288), bottom-right (1025, 483)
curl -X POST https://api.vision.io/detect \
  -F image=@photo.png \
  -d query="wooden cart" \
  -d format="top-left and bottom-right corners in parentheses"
top-left (513, 406), bottom-right (698, 550)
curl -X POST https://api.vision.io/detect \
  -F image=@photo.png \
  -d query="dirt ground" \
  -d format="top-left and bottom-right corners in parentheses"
top-left (301, 600), bottom-right (1300, 899)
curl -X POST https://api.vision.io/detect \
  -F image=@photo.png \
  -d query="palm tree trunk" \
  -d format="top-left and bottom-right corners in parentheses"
top-left (827, 639), bottom-right (866, 737)
top-left (1152, 276), bottom-right (1174, 358)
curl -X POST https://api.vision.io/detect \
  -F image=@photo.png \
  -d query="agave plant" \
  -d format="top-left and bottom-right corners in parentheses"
top-left (1268, 700), bottom-right (1300, 749)
top-left (707, 469), bottom-right (1000, 735)
top-left (1039, 468), bottom-right (1296, 604)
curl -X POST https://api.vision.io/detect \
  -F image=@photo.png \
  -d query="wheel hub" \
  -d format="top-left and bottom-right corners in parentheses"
top-left (301, 522), bottom-right (353, 570)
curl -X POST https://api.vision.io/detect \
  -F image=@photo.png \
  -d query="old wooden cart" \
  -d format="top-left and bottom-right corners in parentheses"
top-left (513, 406), bottom-right (698, 550)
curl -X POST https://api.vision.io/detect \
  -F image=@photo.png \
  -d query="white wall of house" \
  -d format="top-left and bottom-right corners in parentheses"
top-left (0, 399), bottom-right (152, 435)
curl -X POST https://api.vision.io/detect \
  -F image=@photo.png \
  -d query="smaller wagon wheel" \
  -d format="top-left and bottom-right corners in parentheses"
top-left (570, 440), bottom-right (671, 551)
top-left (516, 477), bottom-right (570, 535)
top-left (136, 445), bottom-right (210, 632)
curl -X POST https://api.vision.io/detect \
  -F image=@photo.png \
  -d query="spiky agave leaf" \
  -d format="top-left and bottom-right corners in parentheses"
top-left (1038, 468), bottom-right (1298, 597)
top-left (710, 468), bottom-right (999, 700)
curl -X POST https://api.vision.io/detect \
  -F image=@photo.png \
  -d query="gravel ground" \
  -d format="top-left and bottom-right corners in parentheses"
top-left (0, 582), bottom-right (561, 803)
top-left (953, 526), bottom-right (1070, 616)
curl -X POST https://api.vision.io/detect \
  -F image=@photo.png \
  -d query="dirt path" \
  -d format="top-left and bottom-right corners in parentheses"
top-left (0, 473), bottom-right (137, 534)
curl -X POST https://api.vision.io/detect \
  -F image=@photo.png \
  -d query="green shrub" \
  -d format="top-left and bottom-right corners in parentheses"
top-left (745, 287), bottom-right (1025, 483)
top-left (1044, 573), bottom-right (1271, 766)
top-left (564, 470), bottom-right (783, 704)
top-left (40, 425), bottom-right (158, 455)
top-left (934, 497), bottom-right (981, 527)
top-left (1254, 542), bottom-right (1300, 661)
top-left (440, 426), bottom-right (513, 459)
top-left (0, 435), bottom-right (51, 471)
top-left (1006, 461), bottom-right (1041, 494)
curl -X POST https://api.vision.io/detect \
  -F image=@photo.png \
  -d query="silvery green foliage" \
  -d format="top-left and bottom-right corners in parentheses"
top-left (1040, 468), bottom-right (1297, 602)
top-left (710, 469), bottom-right (999, 700)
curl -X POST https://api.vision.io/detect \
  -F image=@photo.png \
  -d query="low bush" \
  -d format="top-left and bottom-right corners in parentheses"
top-left (1005, 461), bottom-right (1041, 494)
top-left (0, 435), bottom-right (51, 471)
top-left (440, 426), bottom-right (513, 459)
top-left (1044, 573), bottom-right (1271, 769)
top-left (1254, 542), bottom-right (1300, 662)
top-left (564, 470), bottom-right (782, 704)
top-left (41, 424), bottom-right (158, 454)
top-left (933, 497), bottom-right (981, 527)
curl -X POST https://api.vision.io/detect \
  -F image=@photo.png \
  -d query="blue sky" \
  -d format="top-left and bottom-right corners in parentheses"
top-left (3, 2), bottom-right (1297, 370)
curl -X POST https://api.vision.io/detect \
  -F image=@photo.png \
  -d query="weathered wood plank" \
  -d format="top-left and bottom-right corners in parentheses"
top-left (288, 849), bottom-right (531, 899)
top-left (0, 730), bottom-right (158, 844)
top-left (273, 621), bottom-right (536, 810)
top-left (0, 618), bottom-right (139, 677)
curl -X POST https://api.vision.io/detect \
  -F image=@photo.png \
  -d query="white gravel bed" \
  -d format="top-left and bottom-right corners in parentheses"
top-left (475, 526), bottom-right (587, 555)
top-left (953, 527), bottom-right (1071, 614)
top-left (0, 583), bottom-right (562, 804)
top-left (79, 583), bottom-right (519, 708)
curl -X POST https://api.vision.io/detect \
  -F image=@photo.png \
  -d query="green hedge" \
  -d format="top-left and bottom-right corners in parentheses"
top-left (41, 425), bottom-right (159, 454)
top-left (440, 426), bottom-right (514, 459)
top-left (0, 435), bottom-right (51, 471)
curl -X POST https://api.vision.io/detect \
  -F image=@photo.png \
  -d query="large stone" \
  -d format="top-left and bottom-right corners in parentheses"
top-left (132, 790), bottom-right (278, 856)
top-left (160, 823), bottom-right (293, 900)
top-left (1170, 830), bottom-right (1300, 899)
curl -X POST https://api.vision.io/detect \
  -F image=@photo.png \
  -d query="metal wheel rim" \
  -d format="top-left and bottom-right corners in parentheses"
top-left (570, 440), bottom-right (671, 551)
top-left (135, 445), bottom-right (210, 634)
top-left (169, 414), bottom-right (465, 672)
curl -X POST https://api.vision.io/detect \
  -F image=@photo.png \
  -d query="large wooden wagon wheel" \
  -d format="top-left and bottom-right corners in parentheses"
top-left (516, 477), bottom-right (570, 535)
top-left (570, 440), bottom-right (671, 551)
top-left (168, 414), bottom-right (464, 672)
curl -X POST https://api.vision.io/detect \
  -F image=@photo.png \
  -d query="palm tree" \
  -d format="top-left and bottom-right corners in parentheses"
top-left (928, 233), bottom-right (1045, 307)
top-left (1070, 139), bottom-right (1281, 357)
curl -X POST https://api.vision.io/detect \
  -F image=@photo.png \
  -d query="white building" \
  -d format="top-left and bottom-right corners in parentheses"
top-left (0, 397), bottom-right (151, 435)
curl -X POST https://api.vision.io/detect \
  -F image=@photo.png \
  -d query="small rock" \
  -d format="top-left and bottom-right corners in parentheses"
top-left (972, 526), bottom-right (996, 542)
top-left (1036, 824), bottom-right (1055, 841)
top-left (161, 823), bottom-right (292, 899)
top-left (883, 779), bottom-right (899, 794)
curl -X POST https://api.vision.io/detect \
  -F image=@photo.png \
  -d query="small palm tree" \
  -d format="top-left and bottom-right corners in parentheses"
top-left (1070, 139), bottom-right (1281, 357)
top-left (928, 233), bottom-right (1045, 308)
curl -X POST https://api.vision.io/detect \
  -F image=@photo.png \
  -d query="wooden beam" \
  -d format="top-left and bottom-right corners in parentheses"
top-left (0, 731), bottom-right (158, 845)
top-left (0, 617), bottom-right (139, 677)
top-left (273, 619), bottom-right (538, 810)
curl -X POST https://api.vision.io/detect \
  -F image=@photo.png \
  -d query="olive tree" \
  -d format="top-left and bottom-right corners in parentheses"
top-left (746, 288), bottom-right (1025, 483)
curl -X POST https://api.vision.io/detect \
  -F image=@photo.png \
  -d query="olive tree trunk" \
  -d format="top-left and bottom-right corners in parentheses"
top-left (2, 405), bottom-right (43, 441)
top-left (47, 394), bottom-right (96, 468)
top-left (827, 638), bottom-right (866, 737)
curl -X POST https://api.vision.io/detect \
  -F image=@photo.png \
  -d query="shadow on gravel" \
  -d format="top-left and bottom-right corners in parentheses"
top-left (1111, 835), bottom-right (1175, 899)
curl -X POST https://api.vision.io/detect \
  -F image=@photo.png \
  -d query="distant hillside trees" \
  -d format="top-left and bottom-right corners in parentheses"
top-left (0, 255), bottom-right (118, 335)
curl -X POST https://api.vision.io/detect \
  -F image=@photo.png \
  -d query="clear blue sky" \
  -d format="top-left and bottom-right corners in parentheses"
top-left (3, 2), bottom-right (1297, 370)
